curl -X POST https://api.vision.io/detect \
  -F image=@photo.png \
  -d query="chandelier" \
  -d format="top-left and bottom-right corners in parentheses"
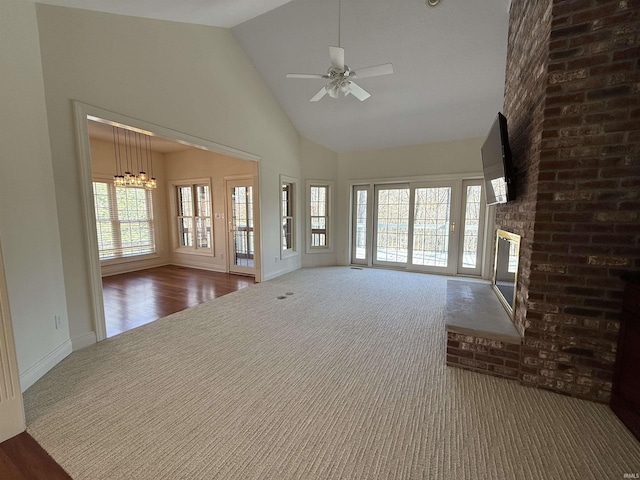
top-left (112, 126), bottom-right (157, 190)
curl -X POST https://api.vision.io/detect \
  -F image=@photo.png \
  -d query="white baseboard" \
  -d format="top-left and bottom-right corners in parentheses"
top-left (262, 264), bottom-right (300, 281)
top-left (170, 261), bottom-right (227, 273)
top-left (72, 331), bottom-right (97, 351)
top-left (101, 259), bottom-right (169, 277)
top-left (20, 339), bottom-right (72, 392)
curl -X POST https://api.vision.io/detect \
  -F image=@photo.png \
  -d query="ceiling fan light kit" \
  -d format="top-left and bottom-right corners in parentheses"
top-left (285, 0), bottom-right (393, 102)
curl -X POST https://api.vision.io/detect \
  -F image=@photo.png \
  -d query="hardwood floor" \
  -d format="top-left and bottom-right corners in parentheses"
top-left (0, 432), bottom-right (71, 480)
top-left (102, 265), bottom-right (255, 337)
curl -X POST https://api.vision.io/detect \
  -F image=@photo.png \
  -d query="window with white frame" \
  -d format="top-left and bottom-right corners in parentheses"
top-left (175, 182), bottom-right (212, 253)
top-left (92, 180), bottom-right (155, 261)
top-left (281, 176), bottom-right (296, 255)
top-left (307, 181), bottom-right (333, 252)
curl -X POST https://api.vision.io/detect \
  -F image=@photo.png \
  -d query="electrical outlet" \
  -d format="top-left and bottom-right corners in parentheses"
top-left (54, 315), bottom-right (60, 329)
top-left (275, 256), bottom-right (278, 262)
top-left (220, 253), bottom-right (224, 260)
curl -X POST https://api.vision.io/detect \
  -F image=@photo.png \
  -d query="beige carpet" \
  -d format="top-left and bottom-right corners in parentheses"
top-left (24, 267), bottom-right (640, 479)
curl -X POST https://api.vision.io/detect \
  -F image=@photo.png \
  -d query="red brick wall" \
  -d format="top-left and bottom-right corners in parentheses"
top-left (500, 0), bottom-right (640, 402)
top-left (446, 332), bottom-right (521, 381)
top-left (497, 0), bottom-right (553, 336)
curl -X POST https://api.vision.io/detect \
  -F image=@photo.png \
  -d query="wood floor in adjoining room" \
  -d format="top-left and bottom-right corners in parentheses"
top-left (0, 432), bottom-right (72, 480)
top-left (102, 265), bottom-right (255, 337)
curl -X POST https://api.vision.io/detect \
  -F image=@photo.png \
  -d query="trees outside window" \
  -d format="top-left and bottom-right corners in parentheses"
top-left (175, 183), bottom-right (212, 253)
top-left (92, 180), bottom-right (155, 260)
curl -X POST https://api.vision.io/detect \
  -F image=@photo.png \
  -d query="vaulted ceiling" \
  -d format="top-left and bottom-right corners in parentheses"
top-left (37, 0), bottom-right (511, 152)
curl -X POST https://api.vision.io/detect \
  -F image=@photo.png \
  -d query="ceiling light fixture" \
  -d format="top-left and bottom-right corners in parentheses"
top-left (285, 0), bottom-right (393, 101)
top-left (112, 126), bottom-right (157, 190)
top-left (427, 0), bottom-right (441, 6)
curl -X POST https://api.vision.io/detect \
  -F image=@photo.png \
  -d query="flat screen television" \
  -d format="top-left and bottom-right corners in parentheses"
top-left (481, 112), bottom-right (515, 205)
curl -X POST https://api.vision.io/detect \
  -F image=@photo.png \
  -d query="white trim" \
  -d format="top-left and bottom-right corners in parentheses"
top-left (350, 177), bottom-right (489, 276)
top-left (256, 164), bottom-right (264, 283)
top-left (225, 176), bottom-right (259, 276)
top-left (280, 174), bottom-right (298, 259)
top-left (85, 111), bottom-right (260, 162)
top-left (19, 340), bottom-right (72, 392)
top-left (74, 103), bottom-right (108, 342)
top-left (346, 171), bottom-right (482, 187)
top-left (91, 178), bottom-right (158, 263)
top-left (71, 331), bottom-right (97, 351)
top-left (100, 258), bottom-right (168, 277)
top-left (305, 180), bottom-right (335, 254)
top-left (456, 179), bottom-right (487, 277)
top-left (262, 263), bottom-right (300, 281)
top-left (100, 252), bottom-right (162, 269)
top-left (349, 184), bottom-right (374, 266)
top-left (170, 260), bottom-right (227, 273)
top-left (74, 101), bottom-right (262, 341)
top-left (0, 237), bottom-right (25, 441)
top-left (167, 178), bottom-right (214, 256)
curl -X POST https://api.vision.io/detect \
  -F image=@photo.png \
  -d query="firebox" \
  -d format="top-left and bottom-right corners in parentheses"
top-left (493, 229), bottom-right (520, 322)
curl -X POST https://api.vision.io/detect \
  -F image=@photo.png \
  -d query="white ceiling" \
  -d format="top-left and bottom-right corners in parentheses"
top-left (232, 0), bottom-right (511, 152)
top-left (35, 0), bottom-right (297, 28)
top-left (87, 119), bottom-right (192, 153)
top-left (39, 0), bottom-right (511, 153)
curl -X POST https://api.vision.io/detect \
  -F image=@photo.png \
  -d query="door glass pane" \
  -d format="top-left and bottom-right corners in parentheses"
top-left (354, 189), bottom-right (368, 260)
top-left (462, 185), bottom-right (482, 269)
top-left (232, 186), bottom-right (254, 268)
top-left (376, 188), bottom-right (409, 263)
top-left (412, 187), bottom-right (451, 267)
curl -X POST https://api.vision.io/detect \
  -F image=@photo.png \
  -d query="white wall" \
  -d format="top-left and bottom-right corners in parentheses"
top-left (89, 137), bottom-right (171, 276)
top-left (163, 148), bottom-right (257, 271)
top-left (300, 137), bottom-right (339, 267)
top-left (0, 0), bottom-right (71, 390)
top-left (335, 137), bottom-right (485, 264)
top-left (35, 5), bottom-right (302, 346)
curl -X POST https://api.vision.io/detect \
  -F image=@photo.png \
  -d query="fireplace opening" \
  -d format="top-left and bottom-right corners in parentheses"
top-left (493, 229), bottom-right (520, 319)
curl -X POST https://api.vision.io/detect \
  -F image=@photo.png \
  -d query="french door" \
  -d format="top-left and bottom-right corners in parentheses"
top-left (352, 179), bottom-right (485, 276)
top-left (457, 180), bottom-right (486, 276)
top-left (226, 178), bottom-right (255, 276)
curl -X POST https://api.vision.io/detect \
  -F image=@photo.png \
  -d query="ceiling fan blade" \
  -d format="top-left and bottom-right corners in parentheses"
top-left (310, 87), bottom-right (328, 102)
top-left (286, 73), bottom-right (328, 79)
top-left (329, 46), bottom-right (345, 70)
top-left (354, 63), bottom-right (394, 79)
top-left (348, 82), bottom-right (371, 101)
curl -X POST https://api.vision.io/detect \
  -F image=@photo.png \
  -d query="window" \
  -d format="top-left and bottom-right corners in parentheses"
top-left (175, 183), bottom-right (212, 253)
top-left (92, 180), bottom-right (155, 261)
top-left (307, 181), bottom-right (333, 253)
top-left (281, 176), bottom-right (297, 256)
top-left (352, 186), bottom-right (369, 262)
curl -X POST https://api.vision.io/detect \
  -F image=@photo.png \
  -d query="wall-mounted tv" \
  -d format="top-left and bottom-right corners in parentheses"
top-left (481, 112), bottom-right (515, 205)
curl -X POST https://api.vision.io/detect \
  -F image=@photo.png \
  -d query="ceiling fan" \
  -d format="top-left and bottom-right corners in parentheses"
top-left (286, 46), bottom-right (393, 102)
top-left (285, 0), bottom-right (393, 102)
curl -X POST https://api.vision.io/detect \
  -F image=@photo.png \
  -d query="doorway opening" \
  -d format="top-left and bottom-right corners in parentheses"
top-left (74, 102), bottom-right (261, 341)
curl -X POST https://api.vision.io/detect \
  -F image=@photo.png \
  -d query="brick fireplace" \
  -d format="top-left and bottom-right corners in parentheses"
top-left (498, 0), bottom-right (640, 402)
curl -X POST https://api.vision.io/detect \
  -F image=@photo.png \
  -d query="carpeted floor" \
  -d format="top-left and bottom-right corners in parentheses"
top-left (24, 267), bottom-right (640, 479)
